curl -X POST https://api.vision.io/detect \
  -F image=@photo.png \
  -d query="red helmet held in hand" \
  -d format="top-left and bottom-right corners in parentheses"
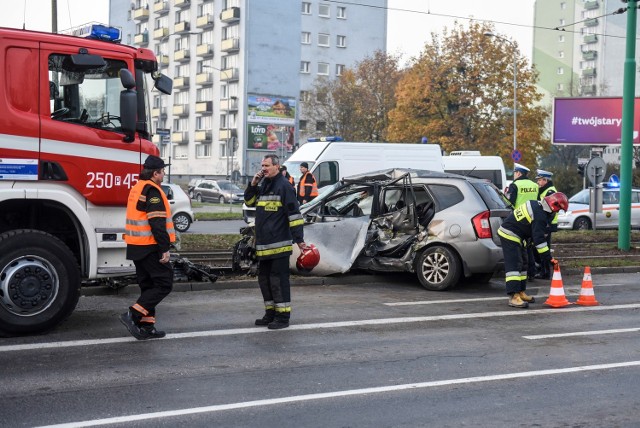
top-left (544, 192), bottom-right (569, 213)
top-left (296, 244), bottom-right (320, 272)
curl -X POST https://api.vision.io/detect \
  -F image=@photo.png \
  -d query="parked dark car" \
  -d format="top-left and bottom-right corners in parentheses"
top-left (193, 179), bottom-right (244, 204)
top-left (233, 169), bottom-right (512, 290)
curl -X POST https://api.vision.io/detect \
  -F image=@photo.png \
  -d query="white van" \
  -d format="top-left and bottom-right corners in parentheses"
top-left (443, 151), bottom-right (507, 190)
top-left (283, 139), bottom-right (444, 188)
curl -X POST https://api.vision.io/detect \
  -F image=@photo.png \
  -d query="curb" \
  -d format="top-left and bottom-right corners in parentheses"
top-left (80, 266), bottom-right (640, 297)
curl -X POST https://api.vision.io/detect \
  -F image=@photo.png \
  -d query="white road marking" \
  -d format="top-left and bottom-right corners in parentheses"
top-left (523, 327), bottom-right (640, 340)
top-left (3, 304), bottom-right (640, 353)
top-left (36, 360), bottom-right (640, 428)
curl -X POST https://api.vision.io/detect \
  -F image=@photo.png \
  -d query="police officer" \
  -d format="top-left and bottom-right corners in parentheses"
top-left (120, 155), bottom-right (175, 340)
top-left (498, 192), bottom-right (568, 308)
top-left (245, 154), bottom-right (306, 329)
top-left (297, 162), bottom-right (318, 205)
top-left (505, 163), bottom-right (539, 280)
top-left (535, 169), bottom-right (558, 279)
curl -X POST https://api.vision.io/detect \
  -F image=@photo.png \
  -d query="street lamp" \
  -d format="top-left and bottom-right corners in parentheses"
top-left (484, 31), bottom-right (518, 161)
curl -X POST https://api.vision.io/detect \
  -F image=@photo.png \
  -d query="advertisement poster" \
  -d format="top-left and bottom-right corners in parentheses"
top-left (248, 123), bottom-right (295, 151)
top-left (553, 97), bottom-right (640, 144)
top-left (247, 94), bottom-right (296, 125)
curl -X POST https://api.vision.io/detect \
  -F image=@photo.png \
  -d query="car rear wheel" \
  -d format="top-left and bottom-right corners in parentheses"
top-left (173, 213), bottom-right (192, 233)
top-left (573, 217), bottom-right (592, 230)
top-left (196, 194), bottom-right (203, 203)
top-left (415, 246), bottom-right (461, 291)
top-left (219, 196), bottom-right (226, 204)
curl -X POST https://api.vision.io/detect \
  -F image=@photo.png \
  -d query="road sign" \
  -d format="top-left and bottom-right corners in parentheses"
top-left (586, 156), bottom-right (606, 186)
top-left (511, 150), bottom-right (522, 162)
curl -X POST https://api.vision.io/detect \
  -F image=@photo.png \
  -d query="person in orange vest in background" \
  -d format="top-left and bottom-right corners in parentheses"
top-left (280, 165), bottom-right (295, 187)
top-left (297, 162), bottom-right (318, 205)
top-left (120, 155), bottom-right (176, 340)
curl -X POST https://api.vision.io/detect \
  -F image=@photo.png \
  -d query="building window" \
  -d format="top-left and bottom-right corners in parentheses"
top-left (300, 61), bottom-right (310, 73)
top-left (220, 142), bottom-right (227, 158)
top-left (337, 35), bottom-right (346, 48)
top-left (196, 143), bottom-right (211, 158)
top-left (302, 2), bottom-right (311, 14)
top-left (337, 6), bottom-right (346, 19)
top-left (300, 90), bottom-right (310, 102)
top-left (557, 83), bottom-right (564, 91)
top-left (317, 62), bottom-right (329, 75)
top-left (301, 32), bottom-right (311, 44)
top-left (557, 67), bottom-right (564, 75)
top-left (318, 33), bottom-right (330, 47)
top-left (560, 2), bottom-right (566, 9)
top-left (299, 119), bottom-right (307, 130)
top-left (558, 35), bottom-right (565, 42)
top-left (336, 64), bottom-right (345, 76)
top-left (558, 51), bottom-right (565, 58)
top-left (316, 121), bottom-right (326, 132)
top-left (319, 3), bottom-right (330, 17)
top-left (559, 19), bottom-right (565, 26)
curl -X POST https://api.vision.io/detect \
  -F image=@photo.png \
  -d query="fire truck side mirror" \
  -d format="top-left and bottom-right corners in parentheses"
top-left (119, 68), bottom-right (136, 143)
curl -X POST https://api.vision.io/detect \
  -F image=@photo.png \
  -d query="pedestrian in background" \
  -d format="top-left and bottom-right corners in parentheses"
top-left (245, 154), bottom-right (307, 329)
top-left (120, 155), bottom-right (175, 340)
top-left (297, 162), bottom-right (318, 205)
top-left (535, 169), bottom-right (558, 279)
top-left (498, 192), bottom-right (569, 308)
top-left (281, 165), bottom-right (295, 187)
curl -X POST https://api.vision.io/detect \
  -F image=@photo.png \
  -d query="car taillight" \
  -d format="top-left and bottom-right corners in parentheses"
top-left (472, 211), bottom-right (492, 239)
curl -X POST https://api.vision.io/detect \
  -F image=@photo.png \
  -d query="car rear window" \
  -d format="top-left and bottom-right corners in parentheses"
top-left (470, 182), bottom-right (511, 210)
top-left (428, 184), bottom-right (464, 210)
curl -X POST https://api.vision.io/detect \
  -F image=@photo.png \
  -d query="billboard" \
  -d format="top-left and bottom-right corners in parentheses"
top-left (247, 123), bottom-right (295, 151)
top-left (247, 94), bottom-right (296, 125)
top-left (553, 97), bottom-right (640, 144)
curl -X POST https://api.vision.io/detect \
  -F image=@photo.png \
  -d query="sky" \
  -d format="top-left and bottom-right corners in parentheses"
top-left (1, 0), bottom-right (536, 63)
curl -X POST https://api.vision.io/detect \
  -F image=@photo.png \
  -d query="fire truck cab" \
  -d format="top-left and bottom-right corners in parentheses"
top-left (0, 25), bottom-right (172, 336)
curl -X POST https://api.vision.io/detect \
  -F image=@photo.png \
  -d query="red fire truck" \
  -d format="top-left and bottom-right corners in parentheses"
top-left (0, 25), bottom-right (172, 336)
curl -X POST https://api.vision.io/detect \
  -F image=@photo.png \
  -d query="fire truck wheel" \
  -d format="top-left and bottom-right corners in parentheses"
top-left (0, 230), bottom-right (81, 337)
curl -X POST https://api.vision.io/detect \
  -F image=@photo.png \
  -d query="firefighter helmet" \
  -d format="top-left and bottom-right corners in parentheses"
top-left (296, 244), bottom-right (320, 272)
top-left (544, 192), bottom-right (569, 213)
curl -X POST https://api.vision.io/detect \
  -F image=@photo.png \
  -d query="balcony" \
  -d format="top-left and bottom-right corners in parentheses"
top-left (174, 49), bottom-right (190, 62)
top-left (582, 68), bottom-right (597, 78)
top-left (195, 130), bottom-right (212, 141)
top-left (133, 7), bottom-right (150, 21)
top-left (221, 37), bottom-right (240, 52)
top-left (173, 104), bottom-right (189, 116)
top-left (584, 34), bottom-right (598, 44)
top-left (153, 0), bottom-right (168, 14)
top-left (584, 18), bottom-right (598, 27)
top-left (174, 76), bottom-right (190, 88)
top-left (196, 14), bottom-right (214, 29)
top-left (196, 101), bottom-right (213, 113)
top-left (582, 84), bottom-right (597, 95)
top-left (220, 97), bottom-right (238, 111)
top-left (174, 21), bottom-right (190, 33)
top-left (134, 31), bottom-right (149, 45)
top-left (196, 72), bottom-right (213, 85)
top-left (219, 128), bottom-right (237, 140)
top-left (582, 50), bottom-right (597, 61)
top-left (220, 67), bottom-right (239, 81)
top-left (174, 0), bottom-right (190, 8)
top-left (153, 27), bottom-right (169, 39)
top-left (584, 0), bottom-right (599, 10)
top-left (220, 6), bottom-right (240, 22)
top-left (171, 131), bottom-right (189, 144)
top-left (196, 43), bottom-right (213, 57)
top-left (157, 54), bottom-right (169, 67)
top-left (152, 134), bottom-right (161, 144)
top-left (151, 106), bottom-right (167, 118)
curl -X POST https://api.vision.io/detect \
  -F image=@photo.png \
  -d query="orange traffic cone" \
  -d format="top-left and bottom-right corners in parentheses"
top-left (576, 266), bottom-right (599, 306)
top-left (544, 262), bottom-right (571, 308)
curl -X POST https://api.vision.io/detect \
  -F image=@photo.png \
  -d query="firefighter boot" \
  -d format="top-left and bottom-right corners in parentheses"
top-left (119, 310), bottom-right (145, 340)
top-left (508, 293), bottom-right (529, 308)
top-left (519, 291), bottom-right (536, 303)
top-left (255, 309), bottom-right (276, 326)
top-left (139, 324), bottom-right (166, 339)
top-left (268, 313), bottom-right (290, 330)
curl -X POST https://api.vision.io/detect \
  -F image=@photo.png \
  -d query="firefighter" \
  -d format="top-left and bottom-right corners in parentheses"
top-left (120, 155), bottom-right (176, 340)
top-left (245, 154), bottom-right (306, 329)
top-left (535, 169), bottom-right (559, 279)
top-left (498, 192), bottom-right (569, 308)
top-left (297, 162), bottom-right (318, 205)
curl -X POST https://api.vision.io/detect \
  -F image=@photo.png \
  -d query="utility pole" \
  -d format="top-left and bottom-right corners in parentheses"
top-left (51, 0), bottom-right (57, 33)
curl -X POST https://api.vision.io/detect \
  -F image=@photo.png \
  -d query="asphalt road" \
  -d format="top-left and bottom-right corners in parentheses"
top-left (2, 272), bottom-right (640, 427)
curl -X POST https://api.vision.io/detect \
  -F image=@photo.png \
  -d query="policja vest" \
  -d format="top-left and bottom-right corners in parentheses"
top-left (513, 178), bottom-right (539, 208)
top-left (298, 172), bottom-right (318, 199)
top-left (125, 180), bottom-right (176, 246)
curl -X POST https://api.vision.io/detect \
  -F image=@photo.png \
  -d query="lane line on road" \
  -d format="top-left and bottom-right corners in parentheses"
top-left (523, 327), bottom-right (640, 340)
top-left (3, 303), bottom-right (640, 353)
top-left (35, 360), bottom-right (640, 428)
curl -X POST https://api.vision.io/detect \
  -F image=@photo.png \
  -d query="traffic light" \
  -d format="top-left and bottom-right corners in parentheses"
top-left (577, 163), bottom-right (585, 177)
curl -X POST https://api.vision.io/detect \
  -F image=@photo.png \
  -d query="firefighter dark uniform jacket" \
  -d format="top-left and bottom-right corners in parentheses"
top-left (498, 200), bottom-right (554, 259)
top-left (507, 177), bottom-right (538, 208)
top-left (244, 172), bottom-right (304, 260)
top-left (125, 179), bottom-right (176, 258)
top-left (298, 171), bottom-right (318, 201)
top-left (538, 182), bottom-right (559, 231)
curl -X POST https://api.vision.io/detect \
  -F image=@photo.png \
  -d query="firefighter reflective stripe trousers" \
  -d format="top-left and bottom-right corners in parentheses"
top-left (498, 232), bottom-right (530, 295)
top-left (258, 256), bottom-right (291, 320)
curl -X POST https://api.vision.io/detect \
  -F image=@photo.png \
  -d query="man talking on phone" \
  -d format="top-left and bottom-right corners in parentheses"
top-left (244, 154), bottom-right (306, 329)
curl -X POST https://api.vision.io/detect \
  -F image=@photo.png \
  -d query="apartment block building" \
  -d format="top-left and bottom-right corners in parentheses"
top-left (110, 0), bottom-right (387, 183)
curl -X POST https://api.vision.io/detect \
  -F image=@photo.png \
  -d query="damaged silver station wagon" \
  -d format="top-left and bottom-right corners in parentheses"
top-left (233, 169), bottom-right (512, 291)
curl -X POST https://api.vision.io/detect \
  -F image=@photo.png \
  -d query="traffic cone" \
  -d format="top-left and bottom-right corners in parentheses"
top-left (544, 263), bottom-right (571, 308)
top-left (576, 266), bottom-right (599, 306)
